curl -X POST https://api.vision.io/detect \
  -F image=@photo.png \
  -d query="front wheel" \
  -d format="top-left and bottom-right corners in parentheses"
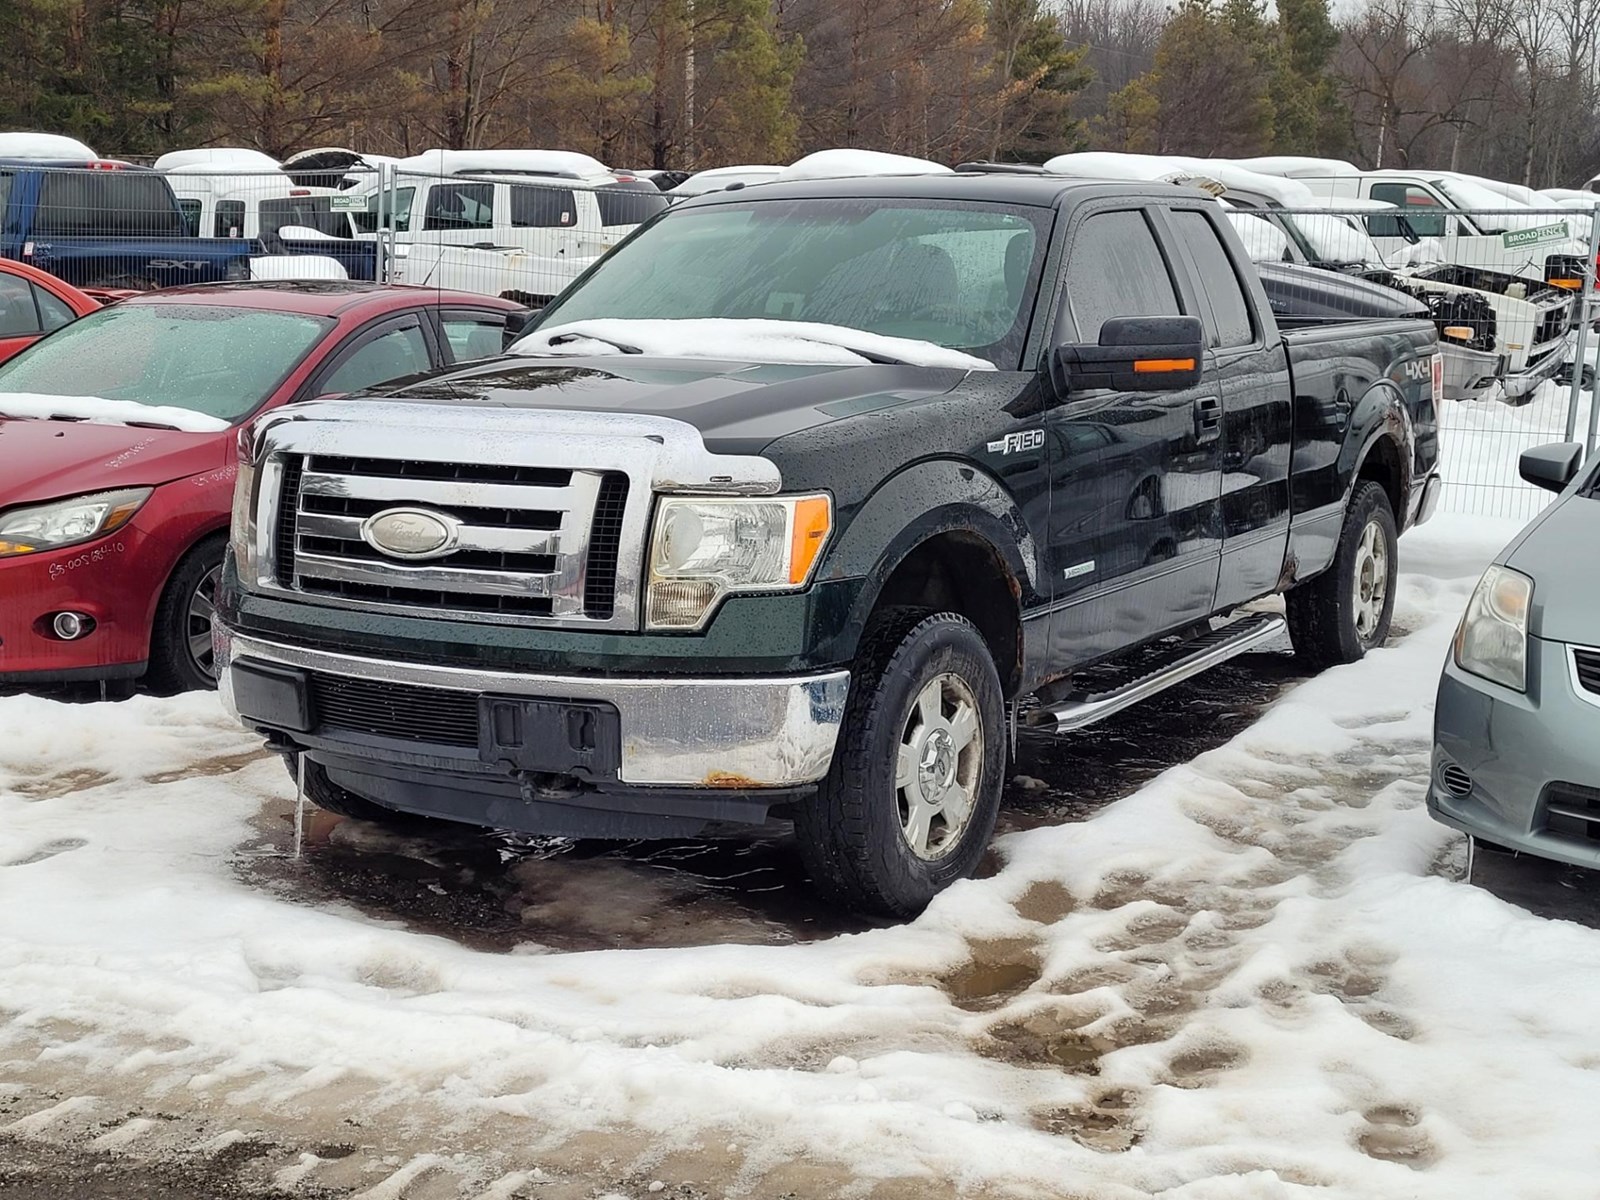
top-left (1285, 480), bottom-right (1398, 669)
top-left (795, 609), bottom-right (1006, 917)
top-left (145, 536), bottom-right (226, 693)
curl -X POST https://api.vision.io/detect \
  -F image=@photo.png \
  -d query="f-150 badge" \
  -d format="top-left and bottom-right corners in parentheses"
top-left (988, 429), bottom-right (1044, 455)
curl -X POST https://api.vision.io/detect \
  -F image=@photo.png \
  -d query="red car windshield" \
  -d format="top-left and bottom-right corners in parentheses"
top-left (0, 303), bottom-right (333, 424)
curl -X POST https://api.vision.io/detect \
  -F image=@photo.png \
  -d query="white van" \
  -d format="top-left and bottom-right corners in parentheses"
top-left (343, 149), bottom-right (667, 259)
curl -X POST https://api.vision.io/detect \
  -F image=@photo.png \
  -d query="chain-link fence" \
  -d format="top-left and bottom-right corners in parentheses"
top-left (1228, 202), bottom-right (1599, 522)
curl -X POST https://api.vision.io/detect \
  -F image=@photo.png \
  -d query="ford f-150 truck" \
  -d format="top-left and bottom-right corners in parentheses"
top-left (217, 173), bottom-right (1442, 915)
top-left (0, 159), bottom-right (256, 289)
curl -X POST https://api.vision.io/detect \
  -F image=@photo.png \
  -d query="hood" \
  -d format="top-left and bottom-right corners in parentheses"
top-left (1503, 493), bottom-right (1600, 644)
top-left (0, 418), bottom-right (228, 505)
top-left (379, 357), bottom-right (972, 455)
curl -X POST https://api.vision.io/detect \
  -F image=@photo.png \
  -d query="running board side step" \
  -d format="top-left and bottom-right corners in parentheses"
top-left (1027, 613), bottom-right (1287, 733)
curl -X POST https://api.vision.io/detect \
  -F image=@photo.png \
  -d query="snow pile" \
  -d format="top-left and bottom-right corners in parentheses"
top-left (777, 149), bottom-right (952, 182)
top-left (9, 515), bottom-right (1597, 1196)
top-left (513, 319), bottom-right (995, 370)
top-left (0, 392), bottom-right (228, 433)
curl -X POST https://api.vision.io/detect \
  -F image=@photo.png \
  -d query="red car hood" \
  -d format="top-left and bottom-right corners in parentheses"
top-left (0, 417), bottom-right (229, 504)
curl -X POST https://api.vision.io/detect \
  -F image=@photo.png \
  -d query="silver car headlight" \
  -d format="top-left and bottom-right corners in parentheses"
top-left (646, 494), bottom-right (833, 630)
top-left (0, 488), bottom-right (151, 558)
top-left (1455, 564), bottom-right (1532, 691)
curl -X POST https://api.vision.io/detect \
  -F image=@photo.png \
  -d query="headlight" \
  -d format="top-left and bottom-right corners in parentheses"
top-left (646, 494), bottom-right (833, 629)
top-left (229, 424), bottom-right (260, 580)
top-left (0, 488), bottom-right (151, 558)
top-left (1455, 565), bottom-right (1533, 691)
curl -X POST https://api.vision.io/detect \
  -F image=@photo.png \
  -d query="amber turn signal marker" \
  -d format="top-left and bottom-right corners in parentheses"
top-left (1133, 358), bottom-right (1195, 373)
top-left (1550, 278), bottom-right (1582, 290)
top-left (788, 496), bottom-right (832, 585)
top-left (1442, 326), bottom-right (1475, 340)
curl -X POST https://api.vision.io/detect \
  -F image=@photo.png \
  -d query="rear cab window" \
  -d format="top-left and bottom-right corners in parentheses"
top-left (596, 183), bottom-right (669, 227)
top-left (1368, 183), bottom-right (1449, 238)
top-left (34, 170), bottom-right (185, 237)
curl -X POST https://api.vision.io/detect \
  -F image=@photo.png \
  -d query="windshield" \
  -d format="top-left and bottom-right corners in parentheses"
top-left (0, 304), bottom-right (332, 423)
top-left (537, 199), bottom-right (1050, 368)
top-left (1434, 179), bottom-right (1548, 232)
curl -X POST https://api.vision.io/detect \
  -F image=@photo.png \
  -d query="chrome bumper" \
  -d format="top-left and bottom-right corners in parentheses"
top-left (216, 628), bottom-right (850, 789)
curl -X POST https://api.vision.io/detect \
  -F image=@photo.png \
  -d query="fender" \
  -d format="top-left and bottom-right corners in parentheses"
top-left (1289, 378), bottom-right (1414, 585)
top-left (815, 457), bottom-right (1045, 669)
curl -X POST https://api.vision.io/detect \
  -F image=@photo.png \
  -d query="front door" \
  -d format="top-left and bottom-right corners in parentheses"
top-left (1161, 207), bottom-right (1292, 610)
top-left (1044, 206), bottom-right (1223, 671)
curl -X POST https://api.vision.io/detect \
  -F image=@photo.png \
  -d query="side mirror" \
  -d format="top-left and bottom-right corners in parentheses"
top-left (503, 307), bottom-right (540, 349)
top-left (1050, 315), bottom-right (1205, 398)
top-left (1519, 441), bottom-right (1584, 492)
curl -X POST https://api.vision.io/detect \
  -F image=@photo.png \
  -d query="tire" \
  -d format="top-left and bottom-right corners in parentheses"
top-left (1285, 480), bottom-right (1398, 670)
top-left (145, 535), bottom-right (227, 694)
top-left (795, 608), bottom-right (1006, 917)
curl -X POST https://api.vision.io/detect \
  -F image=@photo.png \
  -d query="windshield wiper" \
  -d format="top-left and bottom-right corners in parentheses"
top-left (546, 332), bottom-right (643, 354)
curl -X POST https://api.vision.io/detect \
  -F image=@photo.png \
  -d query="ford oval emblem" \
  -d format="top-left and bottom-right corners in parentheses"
top-left (359, 507), bottom-right (461, 560)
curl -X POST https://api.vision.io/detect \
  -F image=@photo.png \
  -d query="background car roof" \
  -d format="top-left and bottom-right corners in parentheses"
top-left (122, 281), bottom-right (524, 318)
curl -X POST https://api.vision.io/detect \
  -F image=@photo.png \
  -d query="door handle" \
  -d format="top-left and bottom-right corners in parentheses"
top-left (1195, 396), bottom-right (1221, 442)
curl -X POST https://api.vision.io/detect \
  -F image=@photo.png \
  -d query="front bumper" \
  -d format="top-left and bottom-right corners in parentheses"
top-left (0, 528), bottom-right (160, 683)
top-left (1500, 339), bottom-right (1567, 403)
top-left (218, 627), bottom-right (850, 791)
top-left (1428, 637), bottom-right (1600, 868)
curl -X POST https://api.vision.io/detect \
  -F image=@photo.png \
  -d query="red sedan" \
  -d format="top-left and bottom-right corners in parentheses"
top-left (0, 259), bottom-right (104, 364)
top-left (0, 281), bottom-right (523, 690)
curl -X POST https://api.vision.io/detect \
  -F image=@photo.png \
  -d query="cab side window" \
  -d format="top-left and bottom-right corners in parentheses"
top-left (1063, 210), bottom-right (1181, 343)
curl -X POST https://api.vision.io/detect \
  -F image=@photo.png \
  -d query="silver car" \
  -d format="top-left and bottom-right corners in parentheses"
top-left (1430, 442), bottom-right (1600, 864)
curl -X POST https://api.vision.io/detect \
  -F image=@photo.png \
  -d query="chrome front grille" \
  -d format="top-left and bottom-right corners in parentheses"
top-left (272, 453), bottom-right (628, 625)
top-left (243, 401), bottom-right (785, 634)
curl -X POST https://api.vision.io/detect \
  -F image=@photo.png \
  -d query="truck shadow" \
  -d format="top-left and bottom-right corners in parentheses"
top-left (239, 647), bottom-right (1308, 952)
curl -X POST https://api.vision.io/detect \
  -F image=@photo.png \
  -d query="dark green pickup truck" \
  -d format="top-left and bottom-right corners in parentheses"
top-left (218, 171), bottom-right (1442, 915)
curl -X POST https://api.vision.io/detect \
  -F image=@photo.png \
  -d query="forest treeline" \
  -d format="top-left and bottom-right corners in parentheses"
top-left (3, 0), bottom-right (1597, 186)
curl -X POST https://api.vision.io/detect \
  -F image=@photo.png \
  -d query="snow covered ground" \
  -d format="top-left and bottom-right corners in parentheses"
top-left (1, 513), bottom-right (1592, 1199)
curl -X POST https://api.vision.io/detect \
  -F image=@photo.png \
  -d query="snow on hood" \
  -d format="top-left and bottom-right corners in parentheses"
top-left (512, 319), bottom-right (995, 370)
top-left (0, 393), bottom-right (228, 433)
top-left (777, 150), bottom-right (952, 182)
